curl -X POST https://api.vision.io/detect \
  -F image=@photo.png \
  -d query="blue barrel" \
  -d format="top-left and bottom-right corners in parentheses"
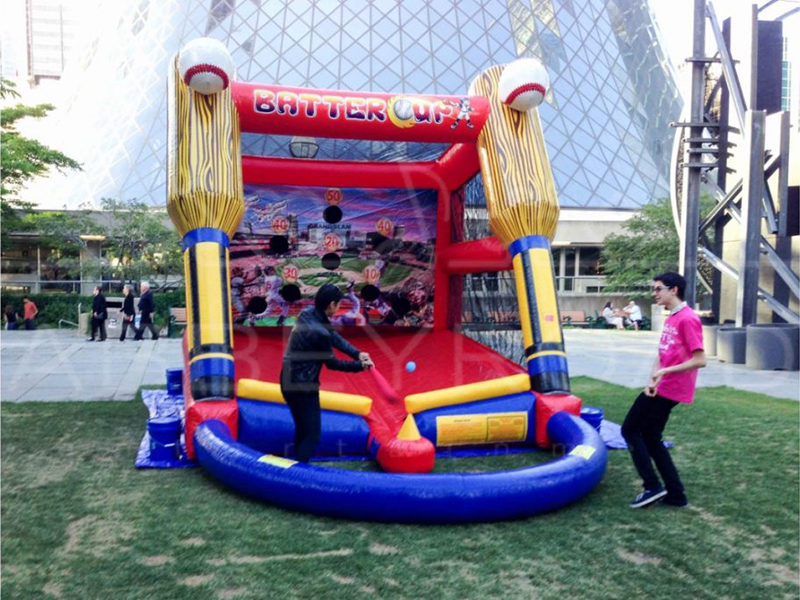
top-left (148, 416), bottom-right (182, 461)
top-left (166, 368), bottom-right (183, 396)
top-left (580, 406), bottom-right (603, 432)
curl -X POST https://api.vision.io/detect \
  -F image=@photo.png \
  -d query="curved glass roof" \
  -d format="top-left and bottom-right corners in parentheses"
top-left (22, 0), bottom-right (681, 209)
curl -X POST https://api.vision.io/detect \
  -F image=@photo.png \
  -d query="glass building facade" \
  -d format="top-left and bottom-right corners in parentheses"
top-left (24, 0), bottom-right (681, 210)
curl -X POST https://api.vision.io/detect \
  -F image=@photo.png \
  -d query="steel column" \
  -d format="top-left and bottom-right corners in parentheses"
top-left (736, 110), bottom-right (765, 326)
top-left (679, 0), bottom-right (706, 307)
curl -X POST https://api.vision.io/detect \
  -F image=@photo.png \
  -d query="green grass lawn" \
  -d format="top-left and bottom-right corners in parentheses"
top-left (2, 379), bottom-right (798, 599)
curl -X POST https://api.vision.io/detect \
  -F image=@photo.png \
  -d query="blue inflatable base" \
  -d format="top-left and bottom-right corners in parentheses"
top-left (194, 411), bottom-right (608, 523)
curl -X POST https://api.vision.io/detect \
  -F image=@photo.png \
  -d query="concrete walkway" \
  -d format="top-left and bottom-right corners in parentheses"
top-left (563, 328), bottom-right (799, 401)
top-left (1, 327), bottom-right (797, 402)
top-left (1, 329), bottom-right (183, 402)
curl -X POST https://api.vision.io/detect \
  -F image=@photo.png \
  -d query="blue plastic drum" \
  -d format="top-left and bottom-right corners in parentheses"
top-left (580, 406), bottom-right (604, 432)
top-left (148, 416), bottom-right (182, 461)
top-left (165, 368), bottom-right (183, 396)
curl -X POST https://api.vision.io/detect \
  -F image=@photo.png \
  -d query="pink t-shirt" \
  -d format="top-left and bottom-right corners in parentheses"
top-left (656, 305), bottom-right (704, 404)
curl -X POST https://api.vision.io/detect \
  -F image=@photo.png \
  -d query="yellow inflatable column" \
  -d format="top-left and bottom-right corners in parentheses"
top-left (166, 51), bottom-right (244, 400)
top-left (469, 64), bottom-right (569, 394)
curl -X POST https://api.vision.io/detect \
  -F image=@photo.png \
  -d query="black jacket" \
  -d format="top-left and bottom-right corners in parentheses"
top-left (138, 290), bottom-right (154, 316)
top-left (92, 293), bottom-right (107, 320)
top-left (281, 306), bottom-right (363, 394)
top-left (121, 294), bottom-right (135, 317)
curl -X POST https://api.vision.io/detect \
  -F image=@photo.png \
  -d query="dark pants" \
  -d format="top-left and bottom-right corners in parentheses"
top-left (622, 392), bottom-right (685, 499)
top-left (91, 318), bottom-right (107, 340)
top-left (135, 316), bottom-right (158, 340)
top-left (7, 322), bottom-right (19, 330)
top-left (119, 318), bottom-right (134, 340)
top-left (24, 319), bottom-right (35, 330)
top-left (281, 388), bottom-right (321, 463)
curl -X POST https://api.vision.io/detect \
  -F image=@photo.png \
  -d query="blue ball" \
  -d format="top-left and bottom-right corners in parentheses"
top-left (405, 361), bottom-right (417, 373)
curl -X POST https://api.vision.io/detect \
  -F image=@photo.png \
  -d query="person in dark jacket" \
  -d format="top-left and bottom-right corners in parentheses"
top-left (88, 286), bottom-right (108, 341)
top-left (4, 304), bottom-right (19, 330)
top-left (119, 284), bottom-right (136, 341)
top-left (280, 284), bottom-right (373, 462)
top-left (134, 281), bottom-right (159, 340)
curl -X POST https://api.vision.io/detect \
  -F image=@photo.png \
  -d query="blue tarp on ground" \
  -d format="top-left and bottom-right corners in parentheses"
top-left (135, 389), bottom-right (195, 469)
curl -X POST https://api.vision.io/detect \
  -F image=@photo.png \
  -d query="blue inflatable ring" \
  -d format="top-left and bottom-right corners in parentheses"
top-left (194, 411), bottom-right (607, 523)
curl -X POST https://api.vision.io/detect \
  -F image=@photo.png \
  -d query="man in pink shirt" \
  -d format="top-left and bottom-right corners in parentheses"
top-left (622, 272), bottom-right (706, 508)
top-left (23, 296), bottom-right (38, 330)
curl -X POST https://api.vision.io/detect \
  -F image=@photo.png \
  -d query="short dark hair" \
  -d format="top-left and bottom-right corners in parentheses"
top-left (653, 272), bottom-right (686, 300)
top-left (315, 283), bottom-right (343, 312)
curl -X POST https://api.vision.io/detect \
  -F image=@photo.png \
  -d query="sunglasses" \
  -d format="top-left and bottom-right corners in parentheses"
top-left (651, 285), bottom-right (672, 293)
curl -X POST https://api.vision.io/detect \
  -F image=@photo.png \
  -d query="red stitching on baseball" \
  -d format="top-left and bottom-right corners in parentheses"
top-left (505, 83), bottom-right (546, 105)
top-left (183, 63), bottom-right (229, 89)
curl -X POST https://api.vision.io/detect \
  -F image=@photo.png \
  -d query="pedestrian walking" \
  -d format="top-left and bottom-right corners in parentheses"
top-left (119, 284), bottom-right (136, 341)
top-left (88, 286), bottom-right (108, 341)
top-left (134, 282), bottom-right (159, 340)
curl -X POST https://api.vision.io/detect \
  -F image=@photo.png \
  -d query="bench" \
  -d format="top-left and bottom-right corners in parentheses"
top-left (560, 310), bottom-right (592, 328)
top-left (168, 307), bottom-right (187, 337)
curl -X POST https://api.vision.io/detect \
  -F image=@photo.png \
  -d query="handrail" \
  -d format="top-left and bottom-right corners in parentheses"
top-left (58, 319), bottom-right (78, 329)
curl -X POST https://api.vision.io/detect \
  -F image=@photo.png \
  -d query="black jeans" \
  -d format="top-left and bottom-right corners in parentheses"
top-left (281, 389), bottom-right (321, 463)
top-left (134, 318), bottom-right (159, 340)
top-left (119, 317), bottom-right (134, 340)
top-left (622, 392), bottom-right (685, 498)
top-left (91, 318), bottom-right (107, 340)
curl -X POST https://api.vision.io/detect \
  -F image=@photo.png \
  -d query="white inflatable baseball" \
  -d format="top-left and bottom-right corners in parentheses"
top-left (498, 58), bottom-right (550, 112)
top-left (178, 38), bottom-right (235, 95)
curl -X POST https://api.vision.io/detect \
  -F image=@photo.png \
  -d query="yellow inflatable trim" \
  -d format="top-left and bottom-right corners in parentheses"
top-left (404, 373), bottom-right (531, 414)
top-left (236, 378), bottom-right (372, 416)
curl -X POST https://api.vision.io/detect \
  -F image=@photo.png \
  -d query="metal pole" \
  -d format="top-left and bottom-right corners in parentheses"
top-left (736, 109), bottom-right (765, 326)
top-left (773, 111), bottom-right (792, 321)
top-left (680, 0), bottom-right (705, 307)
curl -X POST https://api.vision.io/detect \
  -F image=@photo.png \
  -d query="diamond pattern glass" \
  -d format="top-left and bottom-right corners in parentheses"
top-left (26, 0), bottom-right (681, 211)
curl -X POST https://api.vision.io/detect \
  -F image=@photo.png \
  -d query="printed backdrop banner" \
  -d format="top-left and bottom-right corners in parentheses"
top-left (230, 185), bottom-right (437, 327)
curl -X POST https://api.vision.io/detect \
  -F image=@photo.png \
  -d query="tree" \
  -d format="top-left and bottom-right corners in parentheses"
top-left (600, 195), bottom-right (715, 297)
top-left (22, 209), bottom-right (105, 281)
top-left (1, 78), bottom-right (82, 249)
top-left (100, 198), bottom-right (182, 289)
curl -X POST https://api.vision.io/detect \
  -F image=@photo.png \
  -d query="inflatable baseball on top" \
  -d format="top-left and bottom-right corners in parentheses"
top-left (166, 39), bottom-right (605, 523)
top-left (471, 58), bottom-right (568, 394)
top-left (168, 37), bottom-right (242, 407)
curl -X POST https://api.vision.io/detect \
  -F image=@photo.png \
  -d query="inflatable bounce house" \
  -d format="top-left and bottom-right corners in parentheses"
top-left (167, 38), bottom-right (607, 523)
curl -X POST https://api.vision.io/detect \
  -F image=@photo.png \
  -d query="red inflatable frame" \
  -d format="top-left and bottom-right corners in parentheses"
top-left (184, 80), bottom-right (521, 459)
top-left (234, 80), bottom-right (514, 332)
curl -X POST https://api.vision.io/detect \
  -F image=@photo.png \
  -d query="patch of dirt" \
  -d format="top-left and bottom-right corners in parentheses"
top-left (209, 548), bottom-right (353, 566)
top-left (748, 548), bottom-right (797, 586)
top-left (43, 582), bottom-right (62, 598)
top-left (503, 572), bottom-right (538, 596)
top-left (328, 574), bottom-right (355, 585)
top-left (368, 542), bottom-right (400, 556)
top-left (181, 575), bottom-right (214, 587)
top-left (27, 459), bottom-right (77, 488)
top-left (181, 537), bottom-right (206, 547)
top-left (61, 514), bottom-right (135, 558)
top-left (616, 548), bottom-right (662, 566)
top-left (218, 588), bottom-right (246, 599)
top-left (141, 555), bottom-right (174, 567)
top-left (318, 529), bottom-right (340, 536)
